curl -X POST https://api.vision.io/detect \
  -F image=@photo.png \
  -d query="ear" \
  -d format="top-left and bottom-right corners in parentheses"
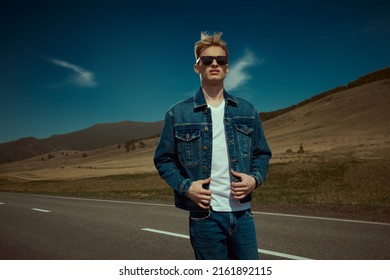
top-left (194, 64), bottom-right (200, 74)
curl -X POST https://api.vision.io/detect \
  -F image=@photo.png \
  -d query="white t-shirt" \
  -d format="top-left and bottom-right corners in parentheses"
top-left (209, 99), bottom-right (250, 212)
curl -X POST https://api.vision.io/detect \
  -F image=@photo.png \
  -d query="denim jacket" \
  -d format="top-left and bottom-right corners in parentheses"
top-left (154, 88), bottom-right (272, 211)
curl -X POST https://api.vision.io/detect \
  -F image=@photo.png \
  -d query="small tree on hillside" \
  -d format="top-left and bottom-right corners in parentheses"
top-left (125, 139), bottom-right (139, 152)
top-left (298, 143), bottom-right (304, 154)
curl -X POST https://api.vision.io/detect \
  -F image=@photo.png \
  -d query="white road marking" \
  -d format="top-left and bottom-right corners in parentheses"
top-left (142, 228), bottom-right (190, 239)
top-left (24, 193), bottom-right (174, 208)
top-left (31, 208), bottom-right (51, 213)
top-left (258, 249), bottom-right (312, 260)
top-left (4, 193), bottom-right (389, 226)
top-left (252, 211), bottom-right (390, 226)
top-left (0, 202), bottom-right (4, 205)
top-left (141, 227), bottom-right (312, 260)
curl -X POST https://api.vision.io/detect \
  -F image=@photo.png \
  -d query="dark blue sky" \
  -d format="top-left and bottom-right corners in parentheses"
top-left (1, 0), bottom-right (390, 143)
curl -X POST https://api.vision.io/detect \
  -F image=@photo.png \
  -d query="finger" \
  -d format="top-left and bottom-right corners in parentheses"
top-left (200, 199), bottom-right (211, 205)
top-left (199, 189), bottom-right (213, 196)
top-left (230, 170), bottom-right (242, 178)
top-left (198, 203), bottom-right (210, 209)
top-left (231, 189), bottom-right (245, 196)
top-left (232, 187), bottom-right (249, 195)
top-left (198, 200), bottom-right (210, 208)
top-left (232, 182), bottom-right (247, 190)
top-left (199, 193), bottom-right (212, 200)
top-left (230, 169), bottom-right (239, 175)
top-left (231, 170), bottom-right (243, 183)
top-left (200, 177), bottom-right (212, 184)
top-left (231, 180), bottom-right (245, 187)
top-left (232, 191), bottom-right (243, 198)
top-left (232, 189), bottom-right (247, 195)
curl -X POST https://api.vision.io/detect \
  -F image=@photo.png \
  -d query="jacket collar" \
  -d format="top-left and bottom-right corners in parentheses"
top-left (193, 87), bottom-right (238, 109)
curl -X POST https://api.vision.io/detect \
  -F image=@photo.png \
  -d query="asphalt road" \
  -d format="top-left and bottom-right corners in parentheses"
top-left (1, 192), bottom-right (389, 260)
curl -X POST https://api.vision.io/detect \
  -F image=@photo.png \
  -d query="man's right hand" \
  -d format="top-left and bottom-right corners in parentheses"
top-left (187, 178), bottom-right (212, 209)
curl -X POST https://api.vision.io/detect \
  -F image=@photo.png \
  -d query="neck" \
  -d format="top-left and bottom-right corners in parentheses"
top-left (202, 84), bottom-right (224, 107)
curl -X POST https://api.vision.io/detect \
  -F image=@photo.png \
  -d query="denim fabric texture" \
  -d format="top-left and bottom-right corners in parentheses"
top-left (189, 208), bottom-right (259, 260)
top-left (154, 88), bottom-right (272, 211)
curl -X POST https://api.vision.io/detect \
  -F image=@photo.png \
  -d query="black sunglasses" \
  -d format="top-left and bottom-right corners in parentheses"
top-left (197, 56), bottom-right (228, 66)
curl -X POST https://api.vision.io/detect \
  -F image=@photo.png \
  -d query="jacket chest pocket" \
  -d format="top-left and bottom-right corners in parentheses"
top-left (234, 124), bottom-right (253, 158)
top-left (175, 128), bottom-right (201, 166)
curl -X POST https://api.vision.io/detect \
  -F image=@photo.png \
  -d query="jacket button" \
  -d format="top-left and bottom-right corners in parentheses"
top-left (204, 127), bottom-right (209, 132)
top-left (202, 165), bottom-right (207, 170)
top-left (203, 146), bottom-right (208, 151)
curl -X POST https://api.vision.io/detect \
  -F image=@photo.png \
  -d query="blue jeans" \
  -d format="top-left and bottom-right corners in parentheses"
top-left (189, 208), bottom-right (259, 260)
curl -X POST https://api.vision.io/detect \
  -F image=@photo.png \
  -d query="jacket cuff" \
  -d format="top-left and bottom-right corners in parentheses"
top-left (180, 178), bottom-right (193, 196)
top-left (251, 173), bottom-right (263, 189)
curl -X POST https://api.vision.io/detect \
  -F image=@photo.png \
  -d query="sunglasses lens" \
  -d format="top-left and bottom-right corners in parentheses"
top-left (201, 57), bottom-right (214, 65)
top-left (200, 56), bottom-right (227, 66)
top-left (216, 57), bottom-right (227, 65)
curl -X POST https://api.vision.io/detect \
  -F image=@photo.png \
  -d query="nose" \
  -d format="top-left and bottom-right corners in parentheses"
top-left (211, 58), bottom-right (219, 67)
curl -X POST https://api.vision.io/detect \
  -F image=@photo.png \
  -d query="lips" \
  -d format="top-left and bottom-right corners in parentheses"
top-left (209, 70), bottom-right (220, 74)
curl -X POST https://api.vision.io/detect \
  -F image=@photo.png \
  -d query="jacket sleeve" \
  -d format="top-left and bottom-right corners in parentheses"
top-left (153, 110), bottom-right (193, 195)
top-left (250, 111), bottom-right (272, 187)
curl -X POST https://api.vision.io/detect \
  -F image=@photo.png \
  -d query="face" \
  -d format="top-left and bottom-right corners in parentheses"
top-left (194, 46), bottom-right (229, 86)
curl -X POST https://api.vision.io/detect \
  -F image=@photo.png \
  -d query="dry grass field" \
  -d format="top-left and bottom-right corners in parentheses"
top-left (1, 80), bottom-right (389, 222)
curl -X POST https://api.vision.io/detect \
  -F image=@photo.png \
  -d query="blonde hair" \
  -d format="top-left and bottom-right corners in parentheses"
top-left (194, 31), bottom-right (229, 61)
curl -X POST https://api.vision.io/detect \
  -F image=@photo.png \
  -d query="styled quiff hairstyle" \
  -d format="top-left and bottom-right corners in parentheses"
top-left (194, 31), bottom-right (229, 61)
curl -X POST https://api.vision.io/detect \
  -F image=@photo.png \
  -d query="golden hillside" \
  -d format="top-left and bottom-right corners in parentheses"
top-left (264, 79), bottom-right (390, 162)
top-left (1, 79), bottom-right (389, 181)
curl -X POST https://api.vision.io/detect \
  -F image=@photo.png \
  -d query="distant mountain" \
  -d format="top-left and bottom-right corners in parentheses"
top-left (0, 121), bottom-right (163, 164)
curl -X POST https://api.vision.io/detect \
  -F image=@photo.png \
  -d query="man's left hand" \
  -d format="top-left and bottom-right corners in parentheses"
top-left (230, 170), bottom-right (257, 200)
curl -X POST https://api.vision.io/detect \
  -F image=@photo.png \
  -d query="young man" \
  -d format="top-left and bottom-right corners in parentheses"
top-left (154, 32), bottom-right (271, 260)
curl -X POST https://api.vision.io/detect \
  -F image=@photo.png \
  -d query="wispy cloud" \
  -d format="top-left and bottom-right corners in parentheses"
top-left (45, 57), bottom-right (97, 88)
top-left (225, 49), bottom-right (263, 91)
